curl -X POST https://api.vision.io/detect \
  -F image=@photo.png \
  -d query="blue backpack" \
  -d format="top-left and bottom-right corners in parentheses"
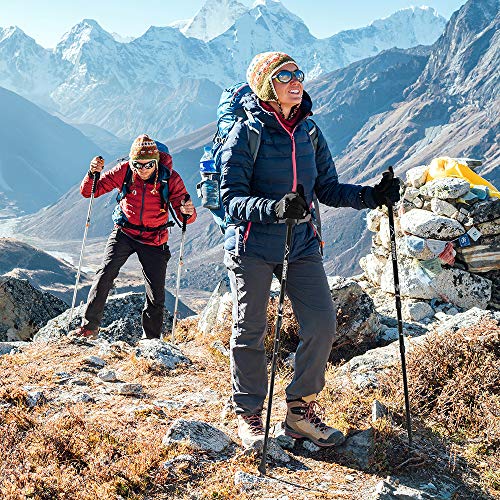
top-left (205, 83), bottom-right (321, 234)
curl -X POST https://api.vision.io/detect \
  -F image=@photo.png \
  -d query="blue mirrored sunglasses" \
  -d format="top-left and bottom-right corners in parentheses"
top-left (131, 159), bottom-right (157, 170)
top-left (272, 69), bottom-right (305, 84)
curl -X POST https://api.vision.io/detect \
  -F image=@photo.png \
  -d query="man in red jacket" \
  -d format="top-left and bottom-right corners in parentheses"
top-left (75, 134), bottom-right (196, 339)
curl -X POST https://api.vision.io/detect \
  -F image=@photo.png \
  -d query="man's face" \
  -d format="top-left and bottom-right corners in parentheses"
top-left (131, 159), bottom-right (157, 180)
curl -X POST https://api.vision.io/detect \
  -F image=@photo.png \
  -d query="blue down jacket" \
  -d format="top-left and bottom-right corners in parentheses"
top-left (220, 91), bottom-right (378, 263)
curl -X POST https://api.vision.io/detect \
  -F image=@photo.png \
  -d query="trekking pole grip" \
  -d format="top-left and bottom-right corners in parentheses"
top-left (91, 171), bottom-right (100, 194)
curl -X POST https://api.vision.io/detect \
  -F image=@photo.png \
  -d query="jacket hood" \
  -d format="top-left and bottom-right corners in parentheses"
top-left (241, 90), bottom-right (313, 129)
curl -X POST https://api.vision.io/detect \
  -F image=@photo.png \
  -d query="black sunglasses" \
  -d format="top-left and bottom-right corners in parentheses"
top-left (131, 159), bottom-right (157, 170)
top-left (272, 69), bottom-right (305, 84)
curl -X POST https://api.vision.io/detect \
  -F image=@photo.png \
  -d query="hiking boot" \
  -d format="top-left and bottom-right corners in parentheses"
top-left (237, 413), bottom-right (265, 451)
top-left (72, 326), bottom-right (99, 340)
top-left (285, 394), bottom-right (344, 447)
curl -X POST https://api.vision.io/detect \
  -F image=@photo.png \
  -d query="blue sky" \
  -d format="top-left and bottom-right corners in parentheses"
top-left (0, 0), bottom-right (467, 48)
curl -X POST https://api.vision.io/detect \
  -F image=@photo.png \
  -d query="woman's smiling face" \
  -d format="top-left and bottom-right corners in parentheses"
top-left (271, 62), bottom-right (304, 108)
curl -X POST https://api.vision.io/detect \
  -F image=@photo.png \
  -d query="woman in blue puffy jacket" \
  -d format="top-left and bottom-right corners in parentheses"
top-left (220, 51), bottom-right (400, 450)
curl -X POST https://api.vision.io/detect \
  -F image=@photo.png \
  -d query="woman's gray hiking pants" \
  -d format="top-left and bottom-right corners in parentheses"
top-left (224, 251), bottom-right (337, 415)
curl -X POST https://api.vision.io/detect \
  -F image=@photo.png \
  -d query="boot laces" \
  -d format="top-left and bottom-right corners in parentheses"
top-left (304, 401), bottom-right (329, 432)
top-left (241, 414), bottom-right (264, 435)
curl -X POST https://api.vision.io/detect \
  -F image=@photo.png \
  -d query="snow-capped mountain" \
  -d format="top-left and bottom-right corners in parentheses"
top-left (182, 0), bottom-right (249, 41)
top-left (0, 2), bottom-right (447, 140)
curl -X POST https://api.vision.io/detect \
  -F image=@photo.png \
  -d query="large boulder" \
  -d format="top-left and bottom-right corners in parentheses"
top-left (0, 277), bottom-right (67, 341)
top-left (34, 292), bottom-right (172, 343)
top-left (380, 257), bottom-right (492, 309)
top-left (328, 276), bottom-right (381, 360)
top-left (419, 178), bottom-right (470, 200)
top-left (163, 419), bottom-right (231, 453)
top-left (400, 209), bottom-right (465, 240)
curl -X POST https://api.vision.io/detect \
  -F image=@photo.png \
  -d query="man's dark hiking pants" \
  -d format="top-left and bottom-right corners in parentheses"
top-left (82, 228), bottom-right (170, 338)
top-left (225, 252), bottom-right (337, 415)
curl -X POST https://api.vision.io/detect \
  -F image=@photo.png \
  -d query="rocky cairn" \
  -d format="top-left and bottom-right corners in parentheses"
top-left (360, 158), bottom-right (498, 312)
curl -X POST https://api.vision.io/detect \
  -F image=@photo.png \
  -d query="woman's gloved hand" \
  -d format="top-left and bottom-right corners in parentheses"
top-left (274, 191), bottom-right (309, 220)
top-left (372, 169), bottom-right (401, 207)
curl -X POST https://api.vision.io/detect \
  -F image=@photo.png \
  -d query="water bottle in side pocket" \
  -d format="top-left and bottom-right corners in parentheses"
top-left (197, 146), bottom-right (220, 210)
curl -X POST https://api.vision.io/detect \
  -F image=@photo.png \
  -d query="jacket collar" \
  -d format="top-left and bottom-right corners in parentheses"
top-left (241, 90), bottom-right (313, 130)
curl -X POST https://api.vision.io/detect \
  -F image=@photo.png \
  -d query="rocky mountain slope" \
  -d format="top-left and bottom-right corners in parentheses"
top-left (0, 86), bottom-right (107, 216)
top-left (0, 1), bottom-right (446, 140)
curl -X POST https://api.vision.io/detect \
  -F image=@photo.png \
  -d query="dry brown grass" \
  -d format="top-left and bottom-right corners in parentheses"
top-left (379, 317), bottom-right (500, 493)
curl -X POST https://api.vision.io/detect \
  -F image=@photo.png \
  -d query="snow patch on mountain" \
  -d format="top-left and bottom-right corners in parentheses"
top-left (183, 0), bottom-right (249, 41)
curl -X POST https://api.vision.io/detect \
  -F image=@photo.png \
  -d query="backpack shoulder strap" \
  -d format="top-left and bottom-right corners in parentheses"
top-left (158, 164), bottom-right (171, 212)
top-left (116, 165), bottom-right (133, 203)
top-left (305, 118), bottom-right (319, 153)
top-left (243, 109), bottom-right (263, 163)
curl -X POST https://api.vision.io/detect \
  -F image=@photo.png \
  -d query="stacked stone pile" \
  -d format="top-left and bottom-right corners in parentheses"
top-left (360, 159), bottom-right (499, 312)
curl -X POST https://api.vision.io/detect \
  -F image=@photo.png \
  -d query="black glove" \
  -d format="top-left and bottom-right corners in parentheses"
top-left (274, 191), bottom-right (309, 220)
top-left (372, 169), bottom-right (401, 207)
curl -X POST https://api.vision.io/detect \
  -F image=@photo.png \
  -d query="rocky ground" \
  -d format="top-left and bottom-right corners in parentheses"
top-left (1, 295), bottom-right (498, 499)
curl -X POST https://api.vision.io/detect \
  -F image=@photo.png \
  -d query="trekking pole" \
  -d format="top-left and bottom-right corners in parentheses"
top-left (259, 217), bottom-right (295, 475)
top-left (67, 168), bottom-right (101, 332)
top-left (386, 165), bottom-right (412, 448)
top-left (168, 195), bottom-right (190, 343)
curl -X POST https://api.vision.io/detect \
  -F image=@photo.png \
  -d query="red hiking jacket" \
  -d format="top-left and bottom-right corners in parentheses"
top-left (80, 151), bottom-right (196, 246)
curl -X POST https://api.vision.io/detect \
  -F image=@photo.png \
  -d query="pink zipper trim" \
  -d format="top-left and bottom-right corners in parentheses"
top-left (272, 111), bottom-right (298, 192)
top-left (243, 222), bottom-right (252, 244)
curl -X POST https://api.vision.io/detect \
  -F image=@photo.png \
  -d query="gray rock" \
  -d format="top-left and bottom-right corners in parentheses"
top-left (26, 391), bottom-right (46, 408)
top-left (72, 393), bottom-right (95, 403)
top-left (34, 292), bottom-right (172, 343)
top-left (412, 196), bottom-right (424, 209)
top-left (272, 423), bottom-right (295, 450)
top-left (116, 383), bottom-right (143, 396)
top-left (338, 428), bottom-right (374, 468)
top-left (163, 419), bottom-right (231, 453)
top-left (379, 216), bottom-right (403, 250)
top-left (303, 440), bottom-right (321, 453)
top-left (211, 340), bottom-right (229, 357)
top-left (380, 328), bottom-right (399, 342)
top-left (267, 438), bottom-right (290, 463)
top-left (433, 268), bottom-right (491, 310)
top-left (0, 277), bottom-right (66, 341)
top-left (470, 199), bottom-right (500, 224)
top-left (380, 256), bottom-right (435, 300)
top-left (0, 341), bottom-right (29, 356)
top-left (162, 454), bottom-right (196, 469)
top-left (234, 470), bottom-right (275, 491)
top-left (198, 277), bottom-right (232, 335)
top-left (419, 178), bottom-right (470, 200)
top-left (97, 369), bottom-right (118, 382)
top-left (366, 208), bottom-right (385, 232)
top-left (372, 400), bottom-right (388, 422)
top-left (430, 198), bottom-right (457, 218)
top-left (360, 253), bottom-right (387, 286)
top-left (153, 399), bottom-right (187, 410)
top-left (434, 307), bottom-right (499, 335)
top-left (329, 276), bottom-right (381, 359)
top-left (400, 209), bottom-right (465, 240)
top-left (405, 165), bottom-right (428, 189)
top-left (372, 479), bottom-right (434, 499)
top-left (336, 335), bottom-right (428, 389)
top-left (403, 187), bottom-right (420, 203)
top-left (403, 301), bottom-right (434, 322)
top-left (398, 236), bottom-right (438, 261)
top-left (83, 355), bottom-right (106, 368)
top-left (135, 339), bottom-right (191, 370)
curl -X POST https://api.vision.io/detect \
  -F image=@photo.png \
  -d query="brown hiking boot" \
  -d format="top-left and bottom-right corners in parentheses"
top-left (72, 326), bottom-right (98, 339)
top-left (237, 413), bottom-right (265, 450)
top-left (285, 394), bottom-right (344, 447)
